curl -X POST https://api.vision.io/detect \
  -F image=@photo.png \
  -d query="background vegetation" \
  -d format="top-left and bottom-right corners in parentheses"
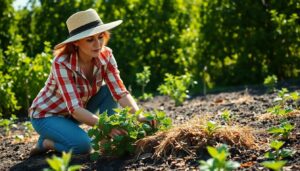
top-left (0, 0), bottom-right (299, 117)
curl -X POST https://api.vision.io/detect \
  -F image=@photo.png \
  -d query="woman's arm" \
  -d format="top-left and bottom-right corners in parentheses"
top-left (118, 94), bottom-right (139, 113)
top-left (118, 94), bottom-right (157, 127)
top-left (72, 107), bottom-right (99, 126)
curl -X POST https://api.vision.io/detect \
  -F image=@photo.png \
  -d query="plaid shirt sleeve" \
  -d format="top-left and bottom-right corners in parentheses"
top-left (52, 60), bottom-right (83, 113)
top-left (103, 50), bottom-right (129, 101)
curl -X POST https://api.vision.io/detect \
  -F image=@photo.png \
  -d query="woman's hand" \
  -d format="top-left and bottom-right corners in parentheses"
top-left (137, 114), bottom-right (157, 128)
top-left (108, 128), bottom-right (128, 138)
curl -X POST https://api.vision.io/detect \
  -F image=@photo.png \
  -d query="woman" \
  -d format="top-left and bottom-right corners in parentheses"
top-left (29, 9), bottom-right (155, 156)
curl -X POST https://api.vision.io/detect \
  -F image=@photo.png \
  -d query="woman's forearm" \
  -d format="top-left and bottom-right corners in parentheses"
top-left (72, 107), bottom-right (99, 126)
top-left (118, 94), bottom-right (139, 113)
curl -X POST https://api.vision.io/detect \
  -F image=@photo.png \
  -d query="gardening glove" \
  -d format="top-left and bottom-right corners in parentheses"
top-left (137, 114), bottom-right (157, 128)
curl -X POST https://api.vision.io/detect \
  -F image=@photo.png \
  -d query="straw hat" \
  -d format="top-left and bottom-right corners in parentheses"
top-left (54, 9), bottom-right (122, 49)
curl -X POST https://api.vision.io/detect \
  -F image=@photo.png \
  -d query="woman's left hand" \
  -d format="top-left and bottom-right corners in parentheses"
top-left (137, 114), bottom-right (157, 128)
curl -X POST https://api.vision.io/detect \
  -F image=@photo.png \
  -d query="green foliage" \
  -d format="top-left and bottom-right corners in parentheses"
top-left (199, 144), bottom-right (240, 171)
top-left (267, 88), bottom-right (300, 116)
top-left (220, 110), bottom-right (232, 124)
top-left (202, 120), bottom-right (221, 136)
top-left (44, 151), bottom-right (81, 171)
top-left (264, 75), bottom-right (278, 91)
top-left (264, 140), bottom-right (294, 161)
top-left (268, 121), bottom-right (295, 140)
top-left (0, 114), bottom-right (18, 136)
top-left (88, 108), bottom-right (172, 160)
top-left (261, 160), bottom-right (287, 171)
top-left (0, 0), bottom-right (299, 117)
top-left (136, 66), bottom-right (153, 100)
top-left (0, 71), bottom-right (20, 117)
top-left (198, 0), bottom-right (300, 86)
top-left (158, 73), bottom-right (196, 106)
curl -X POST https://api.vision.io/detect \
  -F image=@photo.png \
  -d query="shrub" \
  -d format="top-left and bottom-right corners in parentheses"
top-left (157, 73), bottom-right (196, 106)
top-left (88, 108), bottom-right (172, 160)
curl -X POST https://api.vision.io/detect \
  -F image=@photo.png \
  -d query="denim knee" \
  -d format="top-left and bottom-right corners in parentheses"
top-left (72, 137), bottom-right (91, 154)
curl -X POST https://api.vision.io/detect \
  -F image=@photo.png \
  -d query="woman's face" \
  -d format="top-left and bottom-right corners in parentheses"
top-left (74, 32), bottom-right (104, 58)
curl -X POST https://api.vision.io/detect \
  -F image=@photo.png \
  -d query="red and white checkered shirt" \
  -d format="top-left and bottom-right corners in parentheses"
top-left (29, 46), bottom-right (128, 118)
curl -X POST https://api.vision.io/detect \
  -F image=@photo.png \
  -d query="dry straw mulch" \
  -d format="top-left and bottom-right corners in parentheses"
top-left (257, 110), bottom-right (300, 120)
top-left (136, 115), bottom-right (259, 159)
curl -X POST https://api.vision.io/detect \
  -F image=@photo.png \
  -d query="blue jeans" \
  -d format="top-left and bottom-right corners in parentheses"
top-left (31, 85), bottom-right (118, 154)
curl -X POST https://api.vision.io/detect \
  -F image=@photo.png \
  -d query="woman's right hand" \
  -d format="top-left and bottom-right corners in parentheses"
top-left (108, 128), bottom-right (128, 138)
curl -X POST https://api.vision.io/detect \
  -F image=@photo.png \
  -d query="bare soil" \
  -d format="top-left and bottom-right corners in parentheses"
top-left (1, 86), bottom-right (300, 171)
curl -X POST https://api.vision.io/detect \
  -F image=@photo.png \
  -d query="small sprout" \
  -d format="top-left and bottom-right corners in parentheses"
top-left (267, 122), bottom-right (295, 140)
top-left (264, 140), bottom-right (295, 160)
top-left (261, 160), bottom-right (287, 171)
top-left (203, 120), bottom-right (220, 136)
top-left (199, 144), bottom-right (240, 171)
top-left (43, 151), bottom-right (81, 171)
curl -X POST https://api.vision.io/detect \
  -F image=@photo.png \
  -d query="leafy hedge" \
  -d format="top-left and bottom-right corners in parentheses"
top-left (0, 0), bottom-right (299, 117)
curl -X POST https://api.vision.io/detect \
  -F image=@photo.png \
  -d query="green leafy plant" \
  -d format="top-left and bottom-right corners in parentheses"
top-left (264, 75), bottom-right (278, 92)
top-left (267, 105), bottom-right (293, 116)
top-left (202, 120), bottom-right (221, 136)
top-left (157, 73), bottom-right (197, 106)
top-left (0, 114), bottom-right (18, 136)
top-left (136, 66), bottom-right (153, 101)
top-left (268, 122), bottom-right (295, 140)
top-left (88, 108), bottom-right (172, 160)
top-left (220, 110), bottom-right (232, 124)
top-left (43, 151), bottom-right (81, 171)
top-left (261, 160), bottom-right (287, 171)
top-left (264, 140), bottom-right (294, 160)
top-left (199, 144), bottom-right (240, 171)
top-left (267, 89), bottom-right (300, 116)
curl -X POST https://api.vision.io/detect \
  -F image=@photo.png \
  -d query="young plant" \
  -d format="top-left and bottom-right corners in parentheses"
top-left (157, 73), bottom-right (197, 106)
top-left (136, 66), bottom-right (153, 101)
top-left (220, 110), bottom-right (232, 124)
top-left (202, 120), bottom-right (220, 136)
top-left (199, 144), bottom-right (240, 171)
top-left (261, 160), bottom-right (287, 171)
top-left (88, 108), bottom-right (172, 160)
top-left (43, 151), bottom-right (81, 171)
top-left (263, 75), bottom-right (278, 92)
top-left (267, 105), bottom-right (293, 116)
top-left (0, 114), bottom-right (18, 136)
top-left (264, 140), bottom-right (294, 160)
top-left (267, 121), bottom-right (295, 140)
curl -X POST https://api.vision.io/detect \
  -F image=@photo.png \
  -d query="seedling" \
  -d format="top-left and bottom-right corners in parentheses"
top-left (0, 114), bottom-right (18, 136)
top-left (261, 160), bottom-right (287, 171)
top-left (264, 140), bottom-right (294, 160)
top-left (158, 73), bottom-right (197, 106)
top-left (136, 66), bottom-right (153, 100)
top-left (263, 75), bottom-right (278, 92)
top-left (220, 110), bottom-right (232, 124)
top-left (88, 108), bottom-right (172, 160)
top-left (267, 105), bottom-right (292, 116)
top-left (43, 151), bottom-right (81, 171)
top-left (268, 122), bottom-right (295, 140)
top-left (199, 144), bottom-right (240, 171)
top-left (202, 120), bottom-right (220, 136)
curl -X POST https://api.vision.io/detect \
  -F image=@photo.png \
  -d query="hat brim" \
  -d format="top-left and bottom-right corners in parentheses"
top-left (54, 20), bottom-right (122, 50)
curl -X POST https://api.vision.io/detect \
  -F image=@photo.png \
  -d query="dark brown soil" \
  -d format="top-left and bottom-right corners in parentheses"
top-left (1, 86), bottom-right (300, 171)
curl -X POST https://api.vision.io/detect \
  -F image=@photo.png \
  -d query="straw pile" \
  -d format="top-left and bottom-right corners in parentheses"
top-left (135, 115), bottom-right (258, 159)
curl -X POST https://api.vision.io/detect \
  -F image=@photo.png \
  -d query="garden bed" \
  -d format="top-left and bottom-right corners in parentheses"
top-left (1, 87), bottom-right (300, 171)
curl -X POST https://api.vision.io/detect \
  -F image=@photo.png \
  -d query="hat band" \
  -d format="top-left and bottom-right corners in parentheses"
top-left (69, 20), bottom-right (101, 37)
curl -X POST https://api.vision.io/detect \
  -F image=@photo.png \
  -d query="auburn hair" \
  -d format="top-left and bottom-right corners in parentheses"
top-left (53, 31), bottom-right (111, 57)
